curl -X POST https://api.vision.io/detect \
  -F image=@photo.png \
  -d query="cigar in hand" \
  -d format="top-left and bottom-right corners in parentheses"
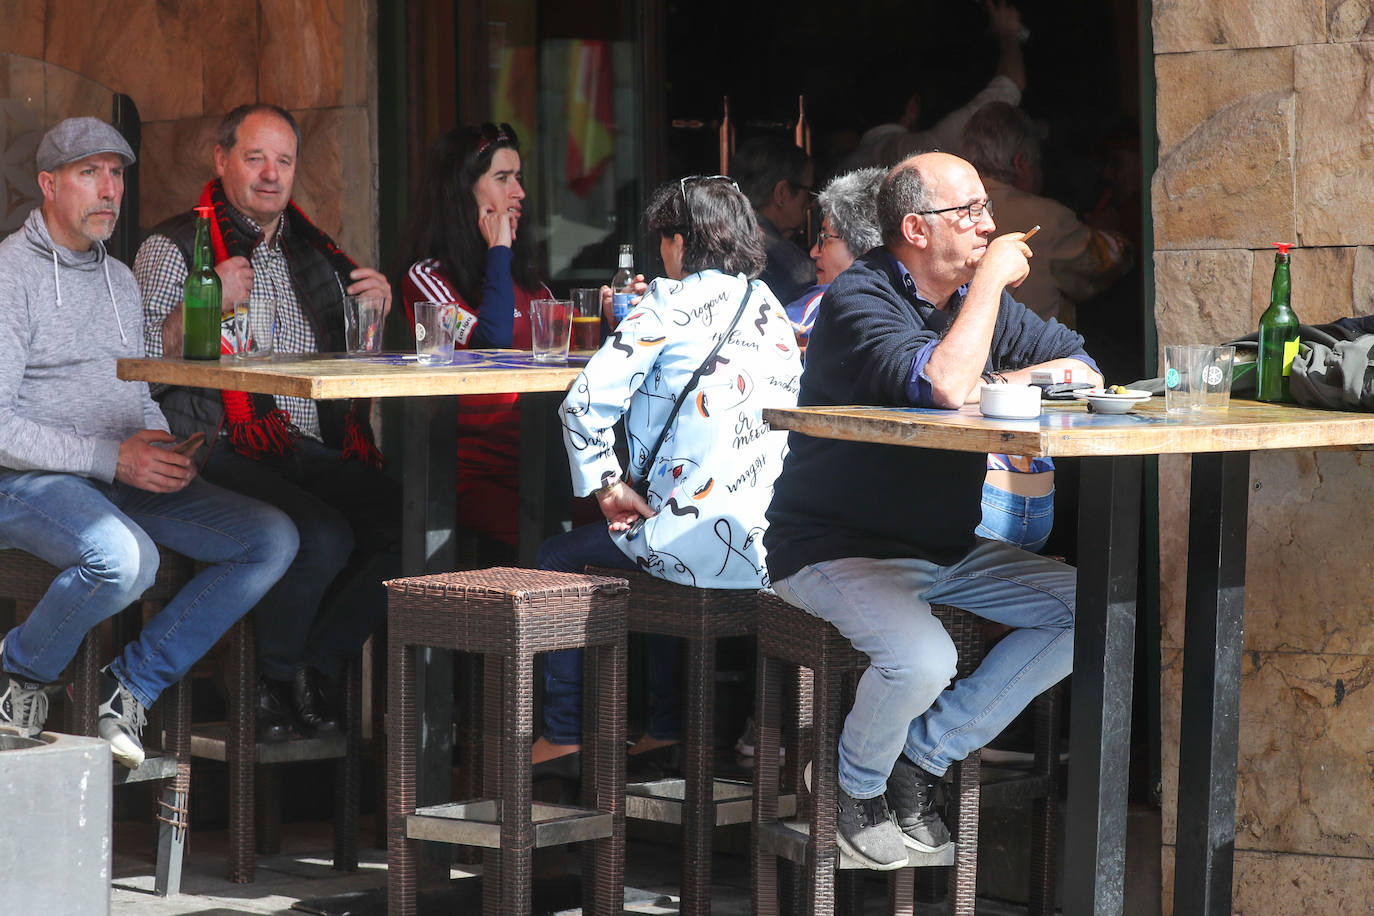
top-left (1021, 225), bottom-right (1041, 243)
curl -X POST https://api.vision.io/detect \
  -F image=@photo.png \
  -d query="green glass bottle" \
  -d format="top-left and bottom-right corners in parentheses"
top-left (1256, 242), bottom-right (1299, 403)
top-left (182, 205), bottom-right (223, 360)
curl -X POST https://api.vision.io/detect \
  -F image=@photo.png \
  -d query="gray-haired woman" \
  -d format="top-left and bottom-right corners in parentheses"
top-left (784, 167), bottom-right (885, 343)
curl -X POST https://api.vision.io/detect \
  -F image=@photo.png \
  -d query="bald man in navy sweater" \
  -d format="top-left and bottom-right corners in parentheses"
top-left (764, 152), bottom-right (1100, 870)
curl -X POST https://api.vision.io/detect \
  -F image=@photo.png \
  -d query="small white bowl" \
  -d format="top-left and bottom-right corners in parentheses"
top-left (1073, 387), bottom-right (1152, 414)
top-left (979, 383), bottom-right (1041, 420)
top-left (1083, 395), bottom-right (1138, 414)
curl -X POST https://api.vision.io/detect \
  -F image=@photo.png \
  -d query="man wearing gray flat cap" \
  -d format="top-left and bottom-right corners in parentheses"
top-left (0, 117), bottom-right (298, 769)
top-left (35, 115), bottom-right (137, 173)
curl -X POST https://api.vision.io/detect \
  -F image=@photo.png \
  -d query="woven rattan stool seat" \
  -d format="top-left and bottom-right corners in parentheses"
top-left (0, 547), bottom-right (194, 896)
top-left (752, 591), bottom-right (982, 915)
top-left (385, 567), bottom-right (629, 916)
top-left (587, 566), bottom-right (765, 916)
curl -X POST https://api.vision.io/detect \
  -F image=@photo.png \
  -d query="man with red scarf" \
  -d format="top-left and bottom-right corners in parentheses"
top-left (134, 104), bottom-right (399, 742)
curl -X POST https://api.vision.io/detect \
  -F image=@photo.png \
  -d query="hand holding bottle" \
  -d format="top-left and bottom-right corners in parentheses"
top-left (600, 275), bottom-right (646, 329)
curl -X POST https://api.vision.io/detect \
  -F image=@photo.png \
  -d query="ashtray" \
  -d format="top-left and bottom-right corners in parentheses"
top-left (979, 383), bottom-right (1041, 420)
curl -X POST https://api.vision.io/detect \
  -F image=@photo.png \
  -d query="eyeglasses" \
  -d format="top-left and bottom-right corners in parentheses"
top-left (915, 198), bottom-right (994, 225)
top-left (815, 230), bottom-right (843, 250)
top-left (679, 174), bottom-right (740, 229)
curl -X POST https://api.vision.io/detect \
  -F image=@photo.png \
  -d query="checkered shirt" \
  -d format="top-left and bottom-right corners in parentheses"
top-left (135, 210), bottom-right (322, 440)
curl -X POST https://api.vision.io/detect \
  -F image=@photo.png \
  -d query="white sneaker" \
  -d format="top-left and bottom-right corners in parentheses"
top-left (0, 638), bottom-right (50, 738)
top-left (96, 668), bottom-right (146, 769)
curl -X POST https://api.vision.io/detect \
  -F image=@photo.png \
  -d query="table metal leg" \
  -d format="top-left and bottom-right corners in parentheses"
top-left (402, 396), bottom-right (457, 868)
top-left (1063, 455), bottom-right (1142, 916)
top-left (518, 391), bottom-right (572, 566)
top-left (1172, 450), bottom-right (1250, 915)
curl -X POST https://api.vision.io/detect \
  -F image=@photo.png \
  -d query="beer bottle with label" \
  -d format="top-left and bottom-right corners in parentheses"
top-left (183, 205), bottom-right (223, 360)
top-left (611, 244), bottom-right (635, 324)
top-left (1257, 242), bottom-right (1299, 403)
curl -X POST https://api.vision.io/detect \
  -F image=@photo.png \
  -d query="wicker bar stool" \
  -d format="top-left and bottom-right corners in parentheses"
top-left (188, 614), bottom-right (362, 883)
top-left (0, 547), bottom-right (194, 896)
top-left (385, 567), bottom-right (630, 916)
top-left (974, 673), bottom-right (1061, 914)
top-left (587, 566), bottom-right (780, 916)
top-left (752, 590), bottom-right (983, 916)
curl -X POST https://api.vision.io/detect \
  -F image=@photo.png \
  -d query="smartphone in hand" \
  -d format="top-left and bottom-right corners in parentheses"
top-left (171, 431), bottom-right (206, 456)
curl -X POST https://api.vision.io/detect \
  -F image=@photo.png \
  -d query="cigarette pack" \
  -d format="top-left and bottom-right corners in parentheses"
top-left (1030, 367), bottom-right (1087, 386)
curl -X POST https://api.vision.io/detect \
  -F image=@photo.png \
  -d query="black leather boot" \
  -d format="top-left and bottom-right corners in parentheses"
top-left (256, 676), bottom-right (293, 743)
top-left (290, 666), bottom-right (341, 736)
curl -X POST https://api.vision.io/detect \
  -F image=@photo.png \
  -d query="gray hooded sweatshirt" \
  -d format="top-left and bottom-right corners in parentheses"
top-left (0, 207), bottom-right (168, 482)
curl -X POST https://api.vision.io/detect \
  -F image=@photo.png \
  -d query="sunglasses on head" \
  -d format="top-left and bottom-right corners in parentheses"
top-left (678, 174), bottom-right (740, 230)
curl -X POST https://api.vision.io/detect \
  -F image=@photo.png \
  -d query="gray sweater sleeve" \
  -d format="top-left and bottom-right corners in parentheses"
top-left (0, 271), bottom-right (121, 480)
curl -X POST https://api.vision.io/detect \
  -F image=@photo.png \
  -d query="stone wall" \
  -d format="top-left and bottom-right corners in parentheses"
top-left (1153, 3), bottom-right (1374, 912)
top-left (0, 0), bottom-right (378, 266)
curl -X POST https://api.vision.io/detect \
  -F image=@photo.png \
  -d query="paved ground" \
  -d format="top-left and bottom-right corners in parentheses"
top-left (109, 815), bottom-right (1036, 915)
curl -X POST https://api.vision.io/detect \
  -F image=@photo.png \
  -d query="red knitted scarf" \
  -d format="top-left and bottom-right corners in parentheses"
top-left (197, 181), bottom-right (383, 467)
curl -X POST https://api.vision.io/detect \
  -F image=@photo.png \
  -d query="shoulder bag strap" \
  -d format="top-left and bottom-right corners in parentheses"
top-left (634, 279), bottom-right (755, 492)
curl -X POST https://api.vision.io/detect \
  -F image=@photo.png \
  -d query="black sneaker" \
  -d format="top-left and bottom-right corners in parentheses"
top-left (885, 754), bottom-right (951, 852)
top-left (836, 787), bottom-right (908, 870)
top-left (0, 659), bottom-right (50, 738)
top-left (97, 668), bottom-right (146, 769)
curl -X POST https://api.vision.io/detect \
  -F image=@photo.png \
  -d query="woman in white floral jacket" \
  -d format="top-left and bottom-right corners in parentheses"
top-left (532, 176), bottom-right (802, 770)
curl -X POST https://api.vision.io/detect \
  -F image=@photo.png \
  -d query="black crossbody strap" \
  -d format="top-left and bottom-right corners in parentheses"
top-left (634, 279), bottom-right (755, 494)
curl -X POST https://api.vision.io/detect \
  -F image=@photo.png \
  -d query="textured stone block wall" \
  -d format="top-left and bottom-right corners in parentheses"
top-left (0, 0), bottom-right (377, 266)
top-left (1153, 2), bottom-right (1374, 912)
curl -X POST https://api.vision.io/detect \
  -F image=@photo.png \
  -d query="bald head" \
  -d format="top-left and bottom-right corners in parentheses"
top-left (877, 152), bottom-right (998, 305)
top-left (879, 153), bottom-right (991, 246)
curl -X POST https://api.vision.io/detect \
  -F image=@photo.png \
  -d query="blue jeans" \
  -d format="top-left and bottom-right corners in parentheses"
top-left (772, 539), bottom-right (1074, 799)
top-left (0, 471), bottom-right (297, 708)
top-left (537, 522), bottom-right (681, 745)
top-left (976, 482), bottom-right (1055, 553)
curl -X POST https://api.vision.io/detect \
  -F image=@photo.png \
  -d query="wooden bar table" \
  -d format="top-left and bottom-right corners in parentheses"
top-left (762, 397), bottom-right (1374, 916)
top-left (118, 350), bottom-right (582, 870)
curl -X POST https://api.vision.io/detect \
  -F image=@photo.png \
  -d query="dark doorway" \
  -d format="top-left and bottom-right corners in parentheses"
top-left (663, 0), bottom-right (1145, 383)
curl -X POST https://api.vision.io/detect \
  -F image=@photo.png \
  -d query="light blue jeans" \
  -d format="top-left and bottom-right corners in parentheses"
top-left (772, 539), bottom-right (1074, 800)
top-left (976, 482), bottom-right (1055, 553)
top-left (0, 470), bottom-right (298, 708)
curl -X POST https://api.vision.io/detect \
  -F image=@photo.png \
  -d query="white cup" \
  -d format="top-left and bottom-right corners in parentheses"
top-left (979, 383), bottom-right (1041, 420)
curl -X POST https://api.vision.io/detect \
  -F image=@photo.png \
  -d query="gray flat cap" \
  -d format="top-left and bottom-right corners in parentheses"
top-left (36, 117), bottom-right (136, 173)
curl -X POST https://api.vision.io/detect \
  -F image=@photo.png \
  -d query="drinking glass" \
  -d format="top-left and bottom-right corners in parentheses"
top-left (232, 299), bottom-right (275, 359)
top-left (1164, 344), bottom-right (1208, 413)
top-left (343, 295), bottom-right (384, 356)
top-left (413, 301), bottom-right (456, 365)
top-left (531, 298), bottom-right (572, 363)
top-left (1198, 345), bottom-right (1236, 411)
top-left (570, 288), bottom-right (602, 355)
